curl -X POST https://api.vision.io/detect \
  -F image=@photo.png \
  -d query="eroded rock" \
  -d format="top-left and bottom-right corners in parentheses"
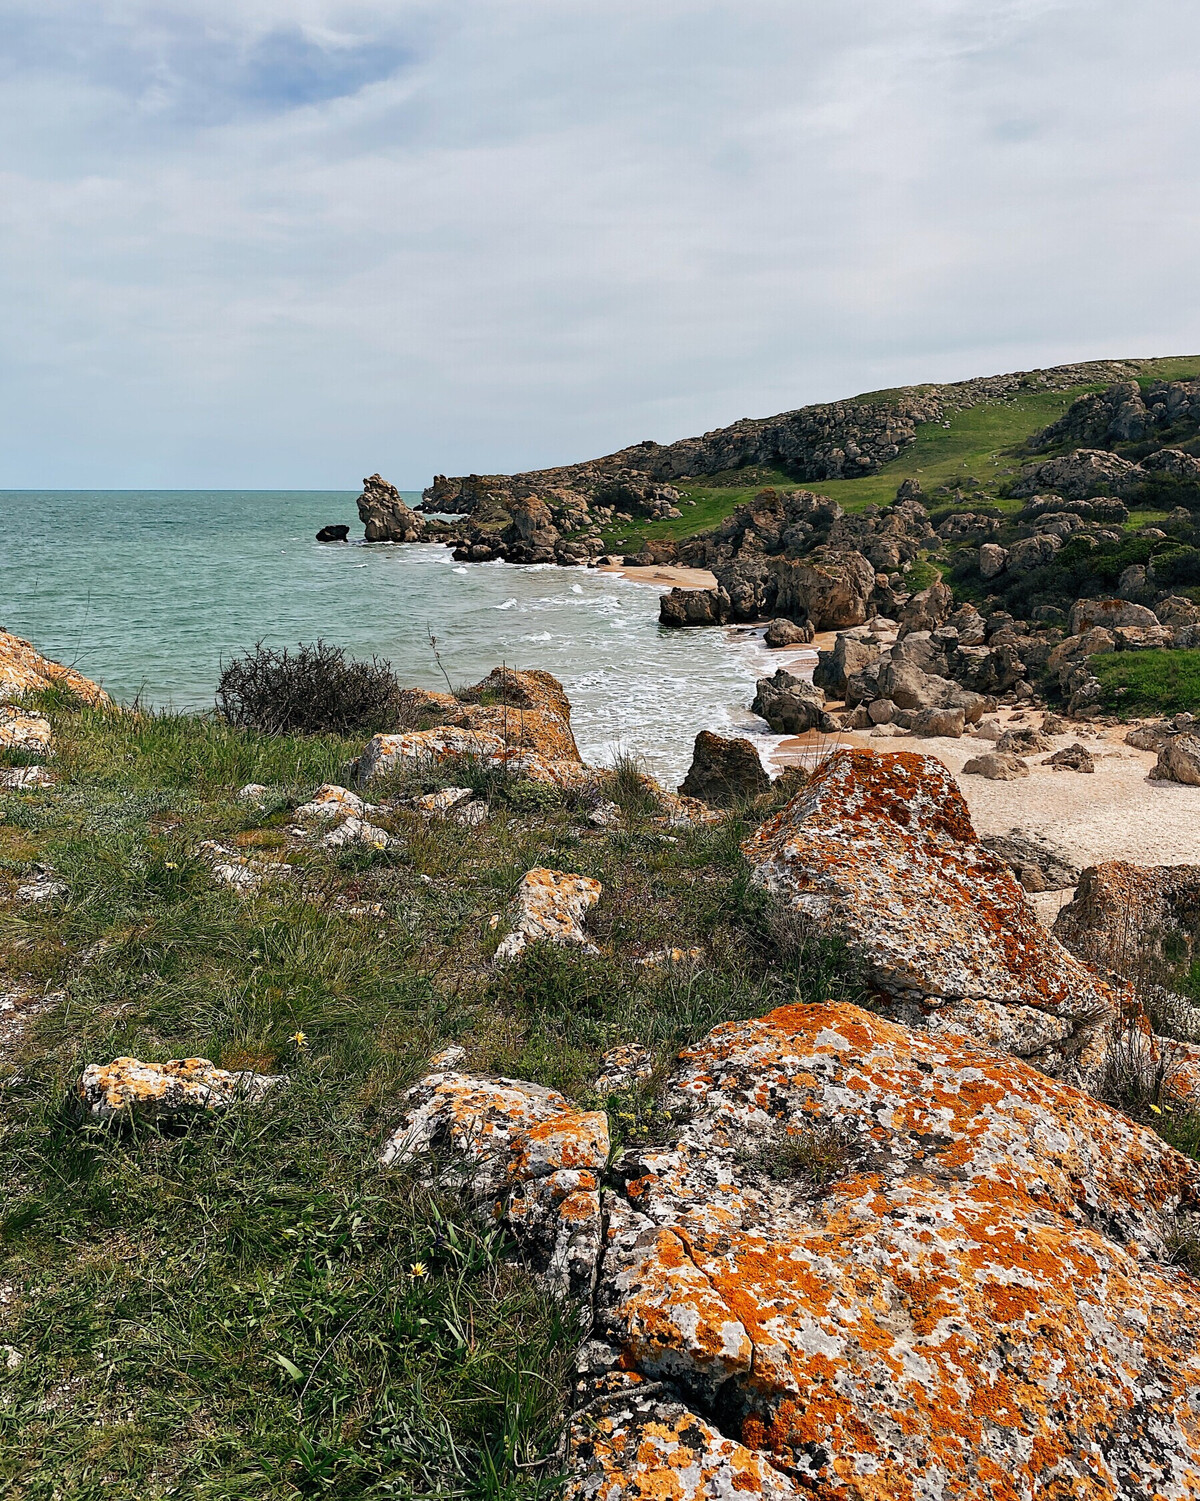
top-left (678, 731), bottom-right (769, 806)
top-left (0, 707), bottom-right (53, 758)
top-left (0, 631), bottom-right (110, 706)
top-left (78, 1056), bottom-right (286, 1122)
top-left (494, 868), bottom-right (602, 963)
top-left (1150, 735), bottom-right (1200, 786)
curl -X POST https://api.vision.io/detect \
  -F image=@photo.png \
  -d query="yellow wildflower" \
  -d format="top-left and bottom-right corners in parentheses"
top-left (409, 1262), bottom-right (429, 1278)
top-left (290, 1030), bottom-right (308, 1049)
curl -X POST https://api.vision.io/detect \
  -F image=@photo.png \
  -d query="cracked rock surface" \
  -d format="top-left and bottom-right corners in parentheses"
top-left (394, 1003), bottom-right (1200, 1499)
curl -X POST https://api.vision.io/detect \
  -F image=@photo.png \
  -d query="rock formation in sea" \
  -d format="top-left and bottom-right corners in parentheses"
top-left (356, 473), bottom-right (426, 543)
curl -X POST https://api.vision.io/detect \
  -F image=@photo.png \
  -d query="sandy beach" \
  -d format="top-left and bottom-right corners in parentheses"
top-left (595, 562), bottom-right (718, 589)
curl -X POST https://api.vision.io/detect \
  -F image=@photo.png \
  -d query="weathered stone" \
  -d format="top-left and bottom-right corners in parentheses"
top-left (962, 750), bottom-right (1030, 780)
top-left (908, 705), bottom-right (965, 738)
top-left (315, 524), bottom-right (350, 542)
top-left (357, 473), bottom-right (425, 542)
top-left (743, 750), bottom-right (1119, 1079)
top-left (1068, 598), bottom-right (1160, 635)
top-left (1044, 743), bottom-right (1096, 773)
top-left (812, 634), bottom-right (879, 699)
top-left (1150, 734), bottom-right (1200, 786)
top-left (321, 816), bottom-right (394, 850)
top-left (996, 727), bottom-right (1053, 755)
top-left (678, 731), bottom-right (769, 806)
top-left (494, 868), bottom-right (602, 963)
top-left (897, 577), bottom-right (953, 635)
top-left (1055, 862), bottom-right (1200, 989)
top-left (413, 786), bottom-right (473, 815)
top-left (0, 630), bottom-right (110, 706)
top-left (0, 706), bottom-right (53, 758)
top-left (658, 586), bottom-right (728, 627)
top-left (978, 541), bottom-right (1008, 579)
top-left (762, 617), bottom-right (812, 648)
top-left (593, 1044), bottom-right (655, 1093)
top-left (980, 829), bottom-right (1079, 892)
top-left (1126, 720), bottom-right (1181, 751)
top-left (296, 784), bottom-right (365, 821)
top-left (751, 670), bottom-right (836, 734)
top-left (78, 1056), bottom-right (286, 1122)
top-left (0, 765), bottom-right (55, 790)
top-left (1114, 624), bottom-right (1174, 651)
top-left (1011, 448), bottom-right (1143, 500)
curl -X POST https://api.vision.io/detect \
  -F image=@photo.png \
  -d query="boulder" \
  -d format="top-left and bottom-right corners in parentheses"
top-left (321, 816), bottom-right (394, 850)
top-left (0, 630), bottom-right (110, 706)
top-left (907, 706), bottom-right (965, 738)
top-left (743, 750), bottom-right (1119, 1080)
top-left (996, 727), bottom-right (1053, 755)
top-left (494, 868), bottom-right (602, 963)
top-left (812, 634), bottom-right (879, 699)
top-left (1055, 861), bottom-right (1200, 986)
top-left (1157, 596), bottom-right (1200, 630)
top-left (979, 829), bottom-right (1079, 892)
top-left (1142, 446), bottom-right (1200, 482)
top-left (1006, 532), bottom-right (1063, 573)
top-left (295, 784), bottom-right (365, 821)
top-left (678, 731), bottom-right (770, 806)
top-left (315, 524), bottom-right (350, 542)
top-left (1068, 598), bottom-right (1160, 635)
top-left (978, 541), bottom-right (1008, 579)
top-left (762, 617), bottom-right (813, 648)
top-left (658, 586), bottom-right (729, 627)
top-left (357, 474), bottom-right (425, 543)
top-left (1114, 624), bottom-right (1174, 651)
top-left (1010, 448), bottom-right (1142, 500)
top-left (781, 547), bottom-right (876, 629)
top-left (1126, 719), bottom-right (1185, 751)
top-left (962, 751), bottom-right (1030, 780)
top-left (77, 1057), bottom-right (286, 1123)
top-left (751, 670), bottom-right (836, 734)
top-left (1150, 734), bottom-right (1200, 786)
top-left (460, 666), bottom-right (574, 725)
top-left (1044, 743), bottom-right (1096, 773)
top-left (398, 1004), bottom-right (1200, 1499)
top-left (897, 577), bottom-right (953, 635)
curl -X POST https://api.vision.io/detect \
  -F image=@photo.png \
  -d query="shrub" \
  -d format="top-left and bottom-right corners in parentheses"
top-left (217, 641), bottom-right (404, 736)
top-left (1091, 650), bottom-right (1200, 718)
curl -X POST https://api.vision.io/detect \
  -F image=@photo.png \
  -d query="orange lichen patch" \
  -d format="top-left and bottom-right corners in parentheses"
top-left (459, 666), bottom-right (575, 726)
top-left (494, 867), bottom-right (603, 962)
top-left (586, 1002), bottom-right (1200, 1498)
top-left (0, 630), bottom-right (111, 706)
top-left (294, 784), bottom-right (365, 821)
top-left (742, 750), bottom-right (1120, 1082)
top-left (456, 703), bottom-right (582, 764)
top-left (78, 1056), bottom-right (286, 1121)
top-left (566, 1383), bottom-right (800, 1500)
top-left (0, 706), bottom-right (54, 757)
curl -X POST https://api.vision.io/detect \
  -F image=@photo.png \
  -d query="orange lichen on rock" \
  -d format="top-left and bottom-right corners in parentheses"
top-left (0, 630), bottom-right (111, 706)
top-left (494, 867), bottom-right (603, 962)
top-left (78, 1056), bottom-right (286, 1121)
top-left (743, 749), bottom-right (1122, 1083)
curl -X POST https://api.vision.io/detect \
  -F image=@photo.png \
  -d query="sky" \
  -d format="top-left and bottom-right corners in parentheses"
top-left (1, 0), bottom-right (1199, 489)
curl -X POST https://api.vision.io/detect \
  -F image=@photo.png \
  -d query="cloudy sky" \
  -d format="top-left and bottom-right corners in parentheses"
top-left (2, 0), bottom-right (1198, 488)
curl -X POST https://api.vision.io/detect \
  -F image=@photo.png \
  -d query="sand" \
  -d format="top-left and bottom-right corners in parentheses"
top-left (595, 563), bottom-right (718, 590)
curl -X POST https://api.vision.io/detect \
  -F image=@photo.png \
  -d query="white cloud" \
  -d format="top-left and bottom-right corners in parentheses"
top-left (0, 0), bottom-right (1197, 486)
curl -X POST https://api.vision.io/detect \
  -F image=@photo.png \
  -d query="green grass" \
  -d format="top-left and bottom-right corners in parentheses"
top-left (0, 697), bottom-right (865, 1498)
top-left (1091, 650), bottom-right (1200, 718)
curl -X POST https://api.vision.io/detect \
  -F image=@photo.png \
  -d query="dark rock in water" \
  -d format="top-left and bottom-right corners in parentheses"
top-left (358, 474), bottom-right (426, 543)
top-left (659, 587), bottom-right (729, 627)
top-left (678, 730), bottom-right (770, 806)
top-left (763, 617), bottom-right (812, 648)
top-left (316, 524), bottom-right (350, 543)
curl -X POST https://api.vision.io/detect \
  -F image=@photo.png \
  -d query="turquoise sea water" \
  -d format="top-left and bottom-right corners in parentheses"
top-left (2, 490), bottom-right (776, 783)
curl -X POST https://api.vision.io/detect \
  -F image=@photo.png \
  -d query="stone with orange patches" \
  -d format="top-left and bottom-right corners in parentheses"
top-left (77, 1055), bottom-right (286, 1121)
top-left (742, 750), bottom-right (1127, 1088)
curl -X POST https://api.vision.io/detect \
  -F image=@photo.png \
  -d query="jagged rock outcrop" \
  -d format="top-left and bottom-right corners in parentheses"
top-left (678, 731), bottom-right (769, 806)
top-left (1010, 449), bottom-right (1143, 500)
top-left (658, 585), bottom-right (729, 627)
top-left (751, 671), bottom-right (836, 734)
top-left (1151, 734), bottom-right (1200, 786)
top-left (391, 1000), bottom-right (1200, 1499)
top-left (1054, 861), bottom-right (1200, 988)
top-left (743, 749), bottom-right (1123, 1082)
top-left (0, 630), bottom-right (110, 706)
top-left (357, 473), bottom-right (426, 543)
top-left (1030, 377), bottom-right (1200, 453)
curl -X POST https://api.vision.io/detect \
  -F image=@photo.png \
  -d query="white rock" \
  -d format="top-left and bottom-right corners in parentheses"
top-left (77, 1056), bottom-right (287, 1122)
top-left (296, 784), bottom-right (365, 821)
top-left (322, 816), bottom-right (394, 850)
top-left (495, 867), bottom-right (602, 963)
top-left (0, 765), bottom-right (55, 790)
top-left (237, 783), bottom-right (272, 802)
top-left (413, 787), bottom-right (473, 814)
top-left (453, 800), bottom-right (490, 828)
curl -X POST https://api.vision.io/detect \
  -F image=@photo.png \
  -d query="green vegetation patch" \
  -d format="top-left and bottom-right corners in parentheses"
top-left (1091, 650), bottom-right (1200, 718)
top-left (0, 698), bottom-right (865, 1498)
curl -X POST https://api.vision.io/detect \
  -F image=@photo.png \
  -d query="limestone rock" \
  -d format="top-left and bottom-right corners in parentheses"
top-left (0, 630), bottom-right (110, 706)
top-left (812, 634), bottom-right (879, 699)
top-left (996, 726), bottom-right (1053, 755)
top-left (978, 541), bottom-right (1008, 579)
top-left (1011, 448), bottom-right (1143, 500)
top-left (593, 1044), bottom-right (655, 1093)
top-left (1150, 734), bottom-right (1200, 786)
top-left (0, 765), bottom-right (55, 790)
top-left (413, 786), bottom-right (473, 815)
top-left (78, 1056), bottom-right (286, 1122)
top-left (357, 473), bottom-right (425, 543)
top-left (962, 750), bottom-right (1030, 780)
top-left (751, 671), bottom-right (836, 735)
top-left (0, 706), bottom-right (53, 758)
top-left (1055, 862), bottom-right (1200, 987)
top-left (897, 578), bottom-right (953, 635)
top-left (14, 868), bottom-right (68, 903)
top-left (762, 617), bottom-right (812, 648)
top-left (296, 784), bottom-right (365, 821)
top-left (494, 868), bottom-right (602, 963)
top-left (658, 586), bottom-right (728, 627)
top-left (380, 1064), bottom-right (607, 1297)
top-left (1069, 598), bottom-right (1160, 635)
top-left (459, 666), bottom-right (574, 726)
top-left (237, 783), bottom-right (272, 803)
top-left (979, 829), bottom-right (1079, 892)
top-left (907, 705), bottom-right (964, 738)
top-left (321, 816), bottom-right (394, 850)
top-left (744, 750), bottom-right (1118, 1078)
top-left (678, 731), bottom-right (769, 806)
top-left (1044, 743), bottom-right (1096, 773)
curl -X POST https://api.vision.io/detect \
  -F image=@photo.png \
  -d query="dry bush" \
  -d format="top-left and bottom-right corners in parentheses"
top-left (217, 640), bottom-right (405, 736)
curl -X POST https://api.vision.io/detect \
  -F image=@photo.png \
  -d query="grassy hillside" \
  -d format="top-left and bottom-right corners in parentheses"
top-left (0, 693), bottom-right (862, 1500)
top-left (601, 356), bottom-right (1200, 552)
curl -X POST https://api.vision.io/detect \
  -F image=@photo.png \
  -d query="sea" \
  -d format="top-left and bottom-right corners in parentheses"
top-left (2, 490), bottom-right (791, 785)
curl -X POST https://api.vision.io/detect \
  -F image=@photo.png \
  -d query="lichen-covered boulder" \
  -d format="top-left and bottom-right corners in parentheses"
top-left (1054, 861), bottom-right (1200, 987)
top-left (295, 784), bottom-right (365, 820)
top-left (495, 868), bottom-right (603, 962)
top-left (359, 726), bottom-right (593, 790)
top-left (380, 1062), bottom-right (608, 1296)
top-left (0, 631), bottom-right (111, 705)
top-left (78, 1057), bottom-right (286, 1122)
top-left (741, 750), bottom-right (1118, 1079)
